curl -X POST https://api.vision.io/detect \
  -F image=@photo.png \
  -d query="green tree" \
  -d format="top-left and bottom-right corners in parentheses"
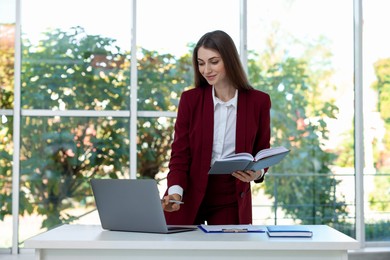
top-left (368, 58), bottom-right (390, 214)
top-left (371, 58), bottom-right (390, 171)
top-left (0, 24), bottom-right (14, 109)
top-left (248, 31), bottom-right (348, 227)
top-left (1, 27), bottom-right (193, 229)
top-left (136, 49), bottom-right (192, 179)
top-left (18, 27), bottom-right (131, 227)
top-left (21, 27), bottom-right (129, 110)
top-left (0, 23), bottom-right (15, 222)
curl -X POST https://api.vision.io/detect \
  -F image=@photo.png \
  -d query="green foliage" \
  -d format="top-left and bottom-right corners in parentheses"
top-left (333, 128), bottom-right (355, 167)
top-left (6, 27), bottom-right (131, 228)
top-left (365, 220), bottom-right (390, 241)
top-left (0, 27), bottom-right (193, 229)
top-left (248, 37), bottom-right (347, 225)
top-left (368, 58), bottom-right (390, 217)
top-left (137, 49), bottom-right (192, 111)
top-left (368, 174), bottom-right (390, 212)
top-left (0, 25), bottom-right (14, 109)
top-left (19, 116), bottom-right (129, 227)
top-left (0, 146), bottom-right (13, 221)
top-left (21, 26), bottom-right (129, 110)
top-left (135, 49), bottom-right (193, 180)
top-left (371, 58), bottom-right (390, 170)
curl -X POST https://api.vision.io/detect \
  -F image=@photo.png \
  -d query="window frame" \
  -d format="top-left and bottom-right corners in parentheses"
top-left (3, 0), bottom-right (388, 254)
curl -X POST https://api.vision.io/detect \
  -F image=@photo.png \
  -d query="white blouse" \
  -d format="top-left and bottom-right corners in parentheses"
top-left (211, 86), bottom-right (238, 165)
top-left (168, 87), bottom-right (238, 197)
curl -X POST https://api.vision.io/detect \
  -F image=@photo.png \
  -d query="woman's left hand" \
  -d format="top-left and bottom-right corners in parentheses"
top-left (232, 170), bottom-right (262, 182)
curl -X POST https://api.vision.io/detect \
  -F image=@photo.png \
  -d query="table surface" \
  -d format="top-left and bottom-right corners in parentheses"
top-left (25, 224), bottom-right (360, 251)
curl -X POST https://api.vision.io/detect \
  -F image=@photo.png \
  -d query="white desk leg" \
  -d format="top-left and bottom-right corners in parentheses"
top-left (34, 249), bottom-right (41, 260)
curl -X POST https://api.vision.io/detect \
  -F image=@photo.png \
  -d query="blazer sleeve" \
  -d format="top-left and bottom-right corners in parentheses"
top-left (166, 91), bottom-right (192, 191)
top-left (254, 92), bottom-right (271, 183)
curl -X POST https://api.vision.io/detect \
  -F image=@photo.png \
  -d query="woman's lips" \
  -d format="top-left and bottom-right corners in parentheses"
top-left (205, 75), bottom-right (216, 81)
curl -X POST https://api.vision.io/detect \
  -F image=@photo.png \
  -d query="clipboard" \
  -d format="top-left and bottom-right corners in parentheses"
top-left (198, 224), bottom-right (265, 233)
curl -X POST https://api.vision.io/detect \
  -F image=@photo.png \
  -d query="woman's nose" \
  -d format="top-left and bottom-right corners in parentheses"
top-left (205, 63), bottom-right (212, 73)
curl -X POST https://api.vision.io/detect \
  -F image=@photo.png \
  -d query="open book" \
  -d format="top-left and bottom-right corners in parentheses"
top-left (208, 146), bottom-right (289, 174)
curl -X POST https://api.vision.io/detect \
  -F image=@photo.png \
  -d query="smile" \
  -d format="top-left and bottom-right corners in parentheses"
top-left (205, 75), bottom-right (216, 81)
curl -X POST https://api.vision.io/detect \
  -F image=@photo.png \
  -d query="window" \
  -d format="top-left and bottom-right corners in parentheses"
top-left (247, 1), bottom-right (355, 237)
top-left (1, 0), bottom-right (389, 253)
top-left (363, 0), bottom-right (390, 242)
top-left (16, 0), bottom-right (133, 246)
top-left (137, 0), bottom-right (239, 110)
top-left (21, 0), bottom-right (131, 110)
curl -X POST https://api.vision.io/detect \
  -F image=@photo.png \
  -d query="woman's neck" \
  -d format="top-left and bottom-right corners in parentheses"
top-left (214, 84), bottom-right (236, 102)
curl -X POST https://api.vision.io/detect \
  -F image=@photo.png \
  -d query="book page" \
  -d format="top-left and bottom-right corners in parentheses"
top-left (218, 152), bottom-right (254, 161)
top-left (254, 146), bottom-right (289, 161)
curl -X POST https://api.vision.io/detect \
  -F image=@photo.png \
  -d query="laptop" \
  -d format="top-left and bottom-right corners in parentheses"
top-left (90, 178), bottom-right (197, 234)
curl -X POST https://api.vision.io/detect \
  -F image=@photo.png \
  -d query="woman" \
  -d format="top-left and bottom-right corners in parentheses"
top-left (162, 30), bottom-right (271, 225)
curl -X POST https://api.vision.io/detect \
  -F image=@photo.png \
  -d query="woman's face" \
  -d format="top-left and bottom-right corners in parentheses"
top-left (197, 46), bottom-right (227, 86)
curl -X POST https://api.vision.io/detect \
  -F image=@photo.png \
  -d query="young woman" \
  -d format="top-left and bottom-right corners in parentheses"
top-left (162, 30), bottom-right (271, 225)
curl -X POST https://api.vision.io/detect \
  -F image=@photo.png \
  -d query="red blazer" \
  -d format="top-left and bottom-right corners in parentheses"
top-left (164, 85), bottom-right (271, 225)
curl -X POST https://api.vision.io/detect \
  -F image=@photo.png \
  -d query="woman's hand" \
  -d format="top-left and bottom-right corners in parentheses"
top-left (232, 170), bottom-right (263, 183)
top-left (161, 193), bottom-right (182, 212)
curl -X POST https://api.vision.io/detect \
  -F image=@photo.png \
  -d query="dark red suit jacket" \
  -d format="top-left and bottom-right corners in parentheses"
top-left (164, 85), bottom-right (271, 225)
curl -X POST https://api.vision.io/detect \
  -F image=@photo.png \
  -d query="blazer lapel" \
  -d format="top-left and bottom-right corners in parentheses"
top-left (202, 86), bottom-right (214, 171)
top-left (236, 91), bottom-right (247, 153)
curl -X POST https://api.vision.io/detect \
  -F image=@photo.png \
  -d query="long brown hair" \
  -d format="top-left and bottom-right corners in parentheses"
top-left (192, 30), bottom-right (253, 90)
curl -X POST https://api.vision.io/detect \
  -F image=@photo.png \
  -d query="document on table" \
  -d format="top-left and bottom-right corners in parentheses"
top-left (198, 224), bottom-right (265, 233)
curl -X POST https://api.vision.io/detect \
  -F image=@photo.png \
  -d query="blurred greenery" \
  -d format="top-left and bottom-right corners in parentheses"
top-left (248, 32), bottom-right (346, 226)
top-left (371, 58), bottom-right (390, 171)
top-left (368, 58), bottom-right (390, 214)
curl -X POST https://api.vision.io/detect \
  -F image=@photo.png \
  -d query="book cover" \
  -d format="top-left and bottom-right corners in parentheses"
top-left (198, 224), bottom-right (265, 233)
top-left (208, 146), bottom-right (290, 174)
top-left (266, 225), bottom-right (313, 238)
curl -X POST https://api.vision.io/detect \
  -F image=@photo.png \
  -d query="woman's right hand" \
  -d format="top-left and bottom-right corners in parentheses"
top-left (161, 194), bottom-right (182, 212)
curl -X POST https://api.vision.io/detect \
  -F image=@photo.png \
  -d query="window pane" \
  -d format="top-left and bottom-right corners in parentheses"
top-left (137, 117), bottom-right (175, 181)
top-left (0, 0), bottom-right (15, 110)
top-left (137, 0), bottom-right (239, 111)
top-left (253, 174), bottom-right (356, 237)
top-left (19, 116), bottom-right (129, 245)
top-left (0, 0), bottom-right (15, 249)
top-left (21, 0), bottom-right (132, 110)
top-left (363, 0), bottom-right (390, 242)
top-left (0, 116), bottom-right (13, 248)
top-left (247, 0), bottom-right (355, 236)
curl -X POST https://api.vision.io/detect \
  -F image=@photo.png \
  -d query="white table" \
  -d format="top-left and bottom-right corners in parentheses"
top-left (25, 224), bottom-right (359, 260)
